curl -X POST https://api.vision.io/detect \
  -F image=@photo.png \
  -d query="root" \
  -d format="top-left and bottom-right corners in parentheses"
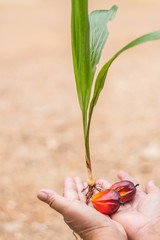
top-left (86, 185), bottom-right (95, 204)
top-left (72, 231), bottom-right (78, 240)
top-left (94, 183), bottom-right (105, 192)
top-left (72, 231), bottom-right (82, 240)
top-left (82, 183), bottom-right (105, 204)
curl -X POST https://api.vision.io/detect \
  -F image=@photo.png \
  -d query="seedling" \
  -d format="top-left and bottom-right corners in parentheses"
top-left (71, 0), bottom-right (160, 201)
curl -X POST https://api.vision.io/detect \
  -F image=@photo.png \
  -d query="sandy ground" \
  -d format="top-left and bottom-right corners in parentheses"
top-left (0, 0), bottom-right (160, 239)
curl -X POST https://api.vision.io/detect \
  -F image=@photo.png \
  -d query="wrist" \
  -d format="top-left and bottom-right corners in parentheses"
top-left (134, 217), bottom-right (160, 240)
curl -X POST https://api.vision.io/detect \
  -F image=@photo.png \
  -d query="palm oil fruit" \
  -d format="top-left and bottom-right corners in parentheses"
top-left (110, 180), bottom-right (138, 203)
top-left (91, 189), bottom-right (121, 214)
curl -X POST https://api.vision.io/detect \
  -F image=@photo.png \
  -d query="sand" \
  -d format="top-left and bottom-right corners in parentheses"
top-left (0, 0), bottom-right (160, 239)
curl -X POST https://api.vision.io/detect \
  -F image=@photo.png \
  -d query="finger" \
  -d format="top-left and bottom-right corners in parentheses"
top-left (74, 177), bottom-right (86, 202)
top-left (96, 179), bottom-right (111, 189)
top-left (64, 177), bottom-right (80, 201)
top-left (37, 189), bottom-right (69, 215)
top-left (145, 180), bottom-right (160, 194)
top-left (117, 170), bottom-right (143, 192)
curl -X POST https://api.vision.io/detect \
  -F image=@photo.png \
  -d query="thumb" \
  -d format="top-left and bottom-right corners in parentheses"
top-left (37, 189), bottom-right (69, 215)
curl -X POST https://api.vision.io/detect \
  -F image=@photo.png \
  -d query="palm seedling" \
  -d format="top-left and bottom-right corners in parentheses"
top-left (71, 0), bottom-right (160, 201)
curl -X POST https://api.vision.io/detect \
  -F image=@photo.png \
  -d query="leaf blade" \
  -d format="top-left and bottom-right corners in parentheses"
top-left (71, 0), bottom-right (91, 112)
top-left (89, 5), bottom-right (118, 78)
top-left (89, 30), bottom-right (160, 122)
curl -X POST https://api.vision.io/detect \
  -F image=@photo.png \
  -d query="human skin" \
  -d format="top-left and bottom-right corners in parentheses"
top-left (37, 171), bottom-right (160, 240)
top-left (98, 171), bottom-right (160, 240)
top-left (37, 176), bottom-right (127, 240)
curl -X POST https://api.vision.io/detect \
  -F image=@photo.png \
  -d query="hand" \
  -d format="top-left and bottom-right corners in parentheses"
top-left (99, 171), bottom-right (160, 240)
top-left (37, 177), bottom-right (127, 240)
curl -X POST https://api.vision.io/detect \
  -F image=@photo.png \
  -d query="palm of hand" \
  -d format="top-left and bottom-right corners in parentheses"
top-left (38, 171), bottom-right (160, 240)
top-left (63, 177), bottom-right (127, 240)
top-left (98, 171), bottom-right (160, 239)
top-left (38, 175), bottom-right (127, 240)
top-left (113, 189), bottom-right (160, 237)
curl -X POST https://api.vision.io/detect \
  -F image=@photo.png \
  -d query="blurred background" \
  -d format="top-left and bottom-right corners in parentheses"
top-left (0, 0), bottom-right (160, 239)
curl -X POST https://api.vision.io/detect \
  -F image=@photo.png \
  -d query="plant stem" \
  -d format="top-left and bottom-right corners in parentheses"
top-left (85, 136), bottom-right (96, 186)
top-left (82, 111), bottom-right (96, 186)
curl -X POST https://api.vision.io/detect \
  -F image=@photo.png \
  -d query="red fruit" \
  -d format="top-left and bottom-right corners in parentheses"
top-left (91, 189), bottom-right (121, 214)
top-left (110, 180), bottom-right (138, 203)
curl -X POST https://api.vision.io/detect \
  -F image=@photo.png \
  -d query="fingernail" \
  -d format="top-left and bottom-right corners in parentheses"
top-left (37, 191), bottom-right (48, 201)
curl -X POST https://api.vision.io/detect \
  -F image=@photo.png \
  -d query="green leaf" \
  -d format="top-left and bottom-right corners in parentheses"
top-left (71, 0), bottom-right (91, 113)
top-left (88, 30), bottom-right (160, 124)
top-left (89, 5), bottom-right (118, 79)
